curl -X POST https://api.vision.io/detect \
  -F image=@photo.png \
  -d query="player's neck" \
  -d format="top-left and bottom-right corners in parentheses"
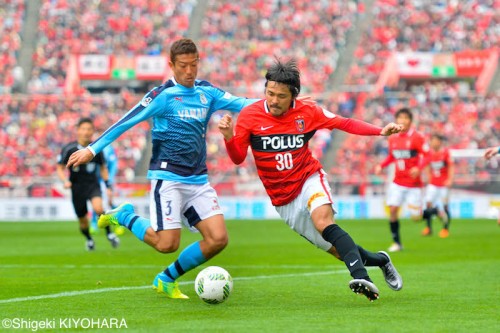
top-left (77, 140), bottom-right (90, 147)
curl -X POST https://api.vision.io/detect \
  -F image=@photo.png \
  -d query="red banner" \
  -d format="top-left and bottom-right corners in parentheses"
top-left (454, 50), bottom-right (492, 77)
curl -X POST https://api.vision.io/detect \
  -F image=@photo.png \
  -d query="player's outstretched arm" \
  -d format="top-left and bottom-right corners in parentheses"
top-left (484, 146), bottom-right (500, 160)
top-left (380, 123), bottom-right (404, 136)
top-left (66, 148), bottom-right (94, 168)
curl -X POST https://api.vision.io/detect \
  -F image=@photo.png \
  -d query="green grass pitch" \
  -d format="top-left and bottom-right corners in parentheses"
top-left (0, 218), bottom-right (498, 332)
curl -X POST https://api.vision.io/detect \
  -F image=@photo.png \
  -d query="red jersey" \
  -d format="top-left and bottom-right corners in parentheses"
top-left (426, 148), bottom-right (453, 186)
top-left (380, 129), bottom-right (428, 188)
top-left (225, 100), bottom-right (382, 206)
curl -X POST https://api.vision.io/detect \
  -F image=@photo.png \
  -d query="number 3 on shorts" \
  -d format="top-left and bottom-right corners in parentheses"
top-left (165, 200), bottom-right (172, 215)
top-left (276, 153), bottom-right (293, 171)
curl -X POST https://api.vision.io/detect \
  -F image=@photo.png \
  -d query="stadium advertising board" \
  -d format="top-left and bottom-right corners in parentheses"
top-left (0, 196), bottom-right (497, 221)
top-left (77, 55), bottom-right (167, 80)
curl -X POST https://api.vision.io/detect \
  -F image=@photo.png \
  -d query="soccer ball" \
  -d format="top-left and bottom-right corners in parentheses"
top-left (194, 266), bottom-right (233, 304)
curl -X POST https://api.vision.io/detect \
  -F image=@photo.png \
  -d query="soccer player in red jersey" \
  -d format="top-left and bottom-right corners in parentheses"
top-left (484, 146), bottom-right (500, 225)
top-left (374, 108), bottom-right (429, 252)
top-left (421, 134), bottom-right (454, 238)
top-left (218, 59), bottom-right (403, 301)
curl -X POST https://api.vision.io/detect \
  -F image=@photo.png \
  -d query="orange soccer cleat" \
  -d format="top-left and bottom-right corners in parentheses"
top-left (439, 229), bottom-right (449, 238)
top-left (421, 227), bottom-right (431, 236)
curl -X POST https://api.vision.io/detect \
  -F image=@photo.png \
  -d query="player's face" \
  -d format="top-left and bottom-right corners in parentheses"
top-left (395, 113), bottom-right (412, 131)
top-left (77, 122), bottom-right (94, 145)
top-left (169, 53), bottom-right (199, 88)
top-left (265, 81), bottom-right (293, 117)
top-left (430, 137), bottom-right (441, 150)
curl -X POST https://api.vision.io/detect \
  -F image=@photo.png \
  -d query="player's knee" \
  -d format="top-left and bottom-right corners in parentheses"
top-left (155, 241), bottom-right (180, 253)
top-left (207, 233), bottom-right (228, 252)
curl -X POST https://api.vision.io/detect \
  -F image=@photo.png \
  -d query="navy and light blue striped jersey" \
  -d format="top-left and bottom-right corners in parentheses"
top-left (89, 78), bottom-right (259, 184)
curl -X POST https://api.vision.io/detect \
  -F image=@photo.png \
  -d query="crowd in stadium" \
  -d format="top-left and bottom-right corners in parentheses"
top-left (0, 0), bottom-right (498, 194)
top-left (0, 94), bottom-right (148, 182)
top-left (197, 0), bottom-right (360, 94)
top-left (0, 0), bottom-right (24, 94)
top-left (347, 0), bottom-right (498, 86)
top-left (29, 0), bottom-right (196, 93)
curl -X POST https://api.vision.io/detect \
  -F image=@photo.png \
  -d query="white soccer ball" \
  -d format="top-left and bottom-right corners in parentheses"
top-left (194, 266), bottom-right (233, 304)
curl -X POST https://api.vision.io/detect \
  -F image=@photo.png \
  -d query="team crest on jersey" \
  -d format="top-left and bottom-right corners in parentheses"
top-left (295, 118), bottom-right (305, 132)
top-left (199, 93), bottom-right (208, 105)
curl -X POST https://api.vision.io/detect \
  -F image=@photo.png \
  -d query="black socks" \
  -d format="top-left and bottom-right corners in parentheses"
top-left (390, 220), bottom-right (401, 244)
top-left (357, 245), bottom-right (389, 267)
top-left (322, 224), bottom-right (371, 281)
top-left (80, 227), bottom-right (92, 240)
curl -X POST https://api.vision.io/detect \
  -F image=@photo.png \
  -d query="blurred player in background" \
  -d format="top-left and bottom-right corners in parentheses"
top-left (219, 59), bottom-right (403, 301)
top-left (421, 134), bottom-right (454, 238)
top-left (56, 118), bottom-right (120, 251)
top-left (484, 145), bottom-right (500, 225)
top-left (66, 38), bottom-right (259, 299)
top-left (375, 108), bottom-right (429, 252)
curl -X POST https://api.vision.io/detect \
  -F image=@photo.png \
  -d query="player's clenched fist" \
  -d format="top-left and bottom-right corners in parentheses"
top-left (218, 114), bottom-right (234, 140)
top-left (380, 122), bottom-right (404, 136)
top-left (484, 146), bottom-right (499, 160)
top-left (66, 148), bottom-right (94, 168)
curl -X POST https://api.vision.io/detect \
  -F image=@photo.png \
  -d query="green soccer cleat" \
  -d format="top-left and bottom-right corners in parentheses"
top-left (98, 203), bottom-right (134, 228)
top-left (152, 274), bottom-right (189, 299)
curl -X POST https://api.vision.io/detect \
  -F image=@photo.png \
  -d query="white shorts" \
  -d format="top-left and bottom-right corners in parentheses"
top-left (424, 184), bottom-right (449, 210)
top-left (149, 180), bottom-right (223, 231)
top-left (386, 182), bottom-right (422, 216)
top-left (275, 170), bottom-right (336, 252)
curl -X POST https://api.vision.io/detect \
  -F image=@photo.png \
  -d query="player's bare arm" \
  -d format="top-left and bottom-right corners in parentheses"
top-left (56, 163), bottom-right (72, 188)
top-left (67, 148), bottom-right (94, 168)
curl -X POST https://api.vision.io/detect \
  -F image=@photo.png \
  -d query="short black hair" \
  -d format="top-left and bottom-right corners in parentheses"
top-left (265, 58), bottom-right (301, 98)
top-left (431, 133), bottom-right (445, 141)
top-left (170, 38), bottom-right (198, 63)
top-left (77, 117), bottom-right (94, 128)
top-left (395, 108), bottom-right (413, 122)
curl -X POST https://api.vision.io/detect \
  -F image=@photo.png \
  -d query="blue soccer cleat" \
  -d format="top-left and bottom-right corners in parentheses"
top-left (98, 202), bottom-right (134, 228)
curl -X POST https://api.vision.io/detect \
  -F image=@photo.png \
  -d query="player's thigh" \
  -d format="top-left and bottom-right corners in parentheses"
top-left (89, 184), bottom-right (104, 214)
top-left (439, 187), bottom-right (450, 205)
top-left (386, 183), bottom-right (406, 207)
top-left (184, 184), bottom-right (226, 243)
top-left (149, 180), bottom-right (183, 232)
top-left (303, 170), bottom-right (337, 231)
top-left (276, 198), bottom-right (332, 252)
top-left (424, 184), bottom-right (439, 206)
top-left (195, 214), bottom-right (227, 245)
top-left (71, 187), bottom-right (88, 218)
top-left (406, 187), bottom-right (423, 217)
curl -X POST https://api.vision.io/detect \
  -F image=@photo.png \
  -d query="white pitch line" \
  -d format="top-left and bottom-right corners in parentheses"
top-left (0, 268), bottom-right (375, 305)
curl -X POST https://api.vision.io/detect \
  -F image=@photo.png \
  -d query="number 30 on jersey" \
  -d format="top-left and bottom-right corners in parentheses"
top-left (275, 153), bottom-right (293, 171)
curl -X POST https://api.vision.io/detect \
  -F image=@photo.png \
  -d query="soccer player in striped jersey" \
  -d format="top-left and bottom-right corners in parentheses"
top-left (67, 39), bottom-right (259, 299)
top-left (218, 59), bottom-right (404, 301)
top-left (375, 108), bottom-right (429, 252)
top-left (422, 134), bottom-right (454, 238)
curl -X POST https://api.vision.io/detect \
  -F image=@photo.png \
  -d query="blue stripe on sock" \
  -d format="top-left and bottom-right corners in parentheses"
top-left (127, 216), bottom-right (139, 231)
